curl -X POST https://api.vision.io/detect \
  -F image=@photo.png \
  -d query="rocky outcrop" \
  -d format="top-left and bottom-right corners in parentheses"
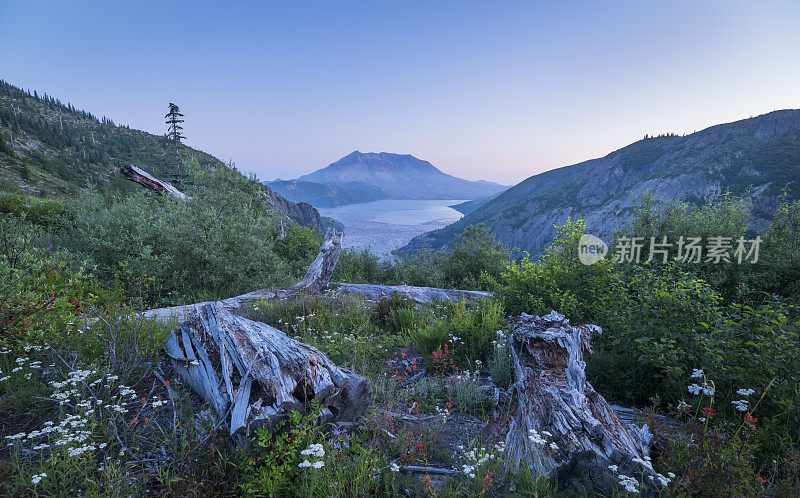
top-left (260, 183), bottom-right (341, 231)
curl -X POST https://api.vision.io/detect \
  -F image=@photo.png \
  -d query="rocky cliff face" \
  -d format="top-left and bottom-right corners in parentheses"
top-left (403, 110), bottom-right (800, 255)
top-left (260, 183), bottom-right (341, 232)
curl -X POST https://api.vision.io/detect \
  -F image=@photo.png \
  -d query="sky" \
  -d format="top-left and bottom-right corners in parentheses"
top-left (1, 1), bottom-right (799, 185)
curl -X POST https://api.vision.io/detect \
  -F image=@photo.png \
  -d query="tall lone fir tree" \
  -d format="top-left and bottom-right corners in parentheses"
top-left (165, 103), bottom-right (185, 173)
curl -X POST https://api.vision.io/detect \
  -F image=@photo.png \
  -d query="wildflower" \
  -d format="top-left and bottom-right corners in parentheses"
top-left (390, 462), bottom-right (400, 472)
top-left (299, 460), bottom-right (312, 468)
top-left (731, 399), bottom-right (749, 412)
top-left (756, 476), bottom-right (766, 484)
top-left (549, 442), bottom-right (558, 450)
top-left (677, 400), bottom-right (691, 411)
top-left (312, 461), bottom-right (324, 469)
top-left (690, 368), bottom-right (704, 378)
top-left (687, 384), bottom-right (702, 395)
top-left (31, 473), bottom-right (46, 485)
top-left (701, 407), bottom-right (715, 418)
top-left (608, 464), bottom-right (618, 472)
top-left (744, 412), bottom-right (757, 430)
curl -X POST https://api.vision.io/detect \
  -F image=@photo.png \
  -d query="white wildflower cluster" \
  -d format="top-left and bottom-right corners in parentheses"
top-left (389, 462), bottom-right (401, 472)
top-left (448, 333), bottom-right (462, 345)
top-left (3, 358), bottom-right (145, 463)
top-left (459, 441), bottom-right (504, 478)
top-left (31, 472), bottom-right (47, 485)
top-left (491, 330), bottom-right (508, 350)
top-left (528, 429), bottom-right (559, 452)
top-left (731, 399), bottom-right (749, 412)
top-left (676, 400), bottom-right (691, 411)
top-left (687, 381), bottom-right (714, 396)
top-left (434, 405), bottom-right (450, 422)
top-left (609, 456), bottom-right (672, 493)
top-left (690, 368), bottom-right (704, 378)
top-left (731, 387), bottom-right (755, 412)
top-left (299, 443), bottom-right (325, 469)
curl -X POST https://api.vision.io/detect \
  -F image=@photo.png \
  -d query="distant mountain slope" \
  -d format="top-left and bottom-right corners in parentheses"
top-left (403, 110), bottom-right (800, 255)
top-left (0, 79), bottom-right (330, 229)
top-left (297, 151), bottom-right (506, 200)
top-left (264, 179), bottom-right (387, 207)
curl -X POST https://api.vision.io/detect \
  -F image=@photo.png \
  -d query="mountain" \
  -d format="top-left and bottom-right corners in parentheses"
top-left (263, 179), bottom-right (387, 207)
top-left (295, 151), bottom-right (507, 201)
top-left (403, 110), bottom-right (800, 255)
top-left (0, 79), bottom-right (331, 230)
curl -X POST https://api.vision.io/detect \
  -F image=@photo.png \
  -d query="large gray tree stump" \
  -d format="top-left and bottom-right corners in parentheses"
top-left (503, 311), bottom-right (652, 487)
top-left (164, 303), bottom-right (372, 438)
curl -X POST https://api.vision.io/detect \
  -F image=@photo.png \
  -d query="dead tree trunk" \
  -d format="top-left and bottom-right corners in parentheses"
top-left (503, 311), bottom-right (652, 488)
top-left (119, 164), bottom-right (189, 199)
top-left (164, 303), bottom-right (372, 440)
top-left (289, 228), bottom-right (342, 295)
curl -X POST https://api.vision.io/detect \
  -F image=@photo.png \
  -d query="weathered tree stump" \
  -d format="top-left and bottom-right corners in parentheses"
top-left (119, 164), bottom-right (189, 199)
top-left (503, 311), bottom-right (652, 488)
top-left (164, 303), bottom-right (372, 439)
top-left (290, 228), bottom-right (343, 295)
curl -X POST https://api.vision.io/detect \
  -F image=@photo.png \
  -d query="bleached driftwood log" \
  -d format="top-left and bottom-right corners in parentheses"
top-left (290, 228), bottom-right (343, 295)
top-left (330, 283), bottom-right (492, 304)
top-left (164, 303), bottom-right (372, 439)
top-left (503, 311), bottom-right (653, 488)
top-left (120, 164), bottom-right (189, 199)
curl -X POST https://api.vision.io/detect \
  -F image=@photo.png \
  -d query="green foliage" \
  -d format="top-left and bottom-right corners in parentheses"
top-left (274, 224), bottom-right (322, 276)
top-left (0, 218), bottom-right (88, 346)
top-left (0, 193), bottom-right (69, 228)
top-left (409, 299), bottom-right (504, 369)
top-left (493, 218), bottom-right (618, 321)
top-left (443, 224), bottom-right (510, 290)
top-left (65, 163), bottom-right (300, 306)
top-left (332, 248), bottom-right (387, 283)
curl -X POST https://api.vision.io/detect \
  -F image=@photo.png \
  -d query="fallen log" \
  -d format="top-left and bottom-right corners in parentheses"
top-left (503, 311), bottom-right (653, 489)
top-left (164, 303), bottom-right (372, 439)
top-left (330, 282), bottom-right (492, 304)
top-left (120, 164), bottom-right (189, 199)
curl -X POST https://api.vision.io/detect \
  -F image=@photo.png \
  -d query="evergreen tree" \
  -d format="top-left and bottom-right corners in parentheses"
top-left (164, 103), bottom-right (185, 173)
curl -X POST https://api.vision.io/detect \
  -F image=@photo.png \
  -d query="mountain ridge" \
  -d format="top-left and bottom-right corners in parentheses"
top-left (270, 150), bottom-right (507, 203)
top-left (402, 109), bottom-right (800, 255)
top-left (0, 79), bottom-right (331, 230)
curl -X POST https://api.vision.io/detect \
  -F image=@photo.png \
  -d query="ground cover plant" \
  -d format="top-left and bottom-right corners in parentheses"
top-left (1, 168), bottom-right (799, 496)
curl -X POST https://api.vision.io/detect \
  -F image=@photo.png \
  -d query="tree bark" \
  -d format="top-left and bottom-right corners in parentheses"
top-left (119, 164), bottom-right (188, 199)
top-left (503, 311), bottom-right (653, 488)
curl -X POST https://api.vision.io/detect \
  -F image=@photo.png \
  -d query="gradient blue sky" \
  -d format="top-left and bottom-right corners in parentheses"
top-left (2, 1), bottom-right (799, 184)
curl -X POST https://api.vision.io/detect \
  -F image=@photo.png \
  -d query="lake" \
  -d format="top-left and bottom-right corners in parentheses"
top-left (318, 199), bottom-right (466, 258)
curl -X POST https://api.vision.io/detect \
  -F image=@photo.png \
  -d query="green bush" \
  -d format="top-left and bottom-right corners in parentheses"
top-left (492, 218), bottom-right (619, 321)
top-left (65, 163), bottom-right (297, 305)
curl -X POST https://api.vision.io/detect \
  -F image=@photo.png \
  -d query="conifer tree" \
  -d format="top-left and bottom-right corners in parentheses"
top-left (165, 103), bottom-right (185, 173)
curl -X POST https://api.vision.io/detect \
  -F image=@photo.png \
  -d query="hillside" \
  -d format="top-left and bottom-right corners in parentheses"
top-left (294, 151), bottom-right (506, 201)
top-left (0, 79), bottom-right (329, 229)
top-left (403, 110), bottom-right (800, 255)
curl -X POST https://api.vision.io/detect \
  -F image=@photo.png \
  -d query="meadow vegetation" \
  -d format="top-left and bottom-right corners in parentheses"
top-left (1, 164), bottom-right (798, 496)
